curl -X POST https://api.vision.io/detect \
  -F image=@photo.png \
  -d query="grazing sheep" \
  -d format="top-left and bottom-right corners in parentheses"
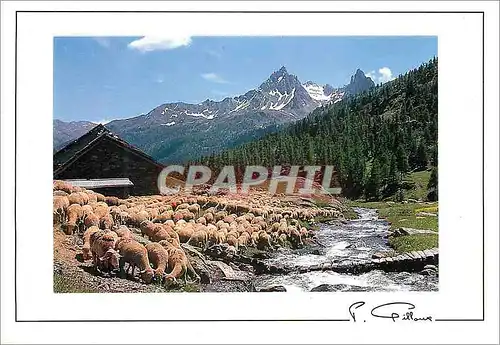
top-left (77, 192), bottom-right (89, 205)
top-left (92, 202), bottom-right (109, 219)
top-left (140, 220), bottom-right (162, 239)
top-left (53, 180), bottom-right (73, 194)
top-left (53, 195), bottom-right (69, 224)
top-left (90, 230), bottom-right (119, 272)
top-left (63, 204), bottom-right (83, 235)
top-left (146, 242), bottom-right (169, 279)
top-left (176, 225), bottom-right (194, 243)
top-left (203, 212), bottom-right (214, 224)
top-left (82, 226), bottom-right (100, 260)
top-left (116, 238), bottom-right (154, 284)
top-left (160, 241), bottom-right (200, 284)
top-left (113, 225), bottom-right (133, 239)
top-left (257, 231), bottom-right (273, 251)
top-left (100, 213), bottom-right (114, 229)
top-left (149, 228), bottom-right (172, 242)
top-left (105, 196), bottom-right (120, 206)
top-left (67, 192), bottom-right (85, 206)
top-left (186, 228), bottom-right (208, 249)
top-left (83, 212), bottom-right (100, 229)
top-left (226, 233), bottom-right (239, 250)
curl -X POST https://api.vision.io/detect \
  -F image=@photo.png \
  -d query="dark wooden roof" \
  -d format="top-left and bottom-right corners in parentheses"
top-left (53, 124), bottom-right (164, 175)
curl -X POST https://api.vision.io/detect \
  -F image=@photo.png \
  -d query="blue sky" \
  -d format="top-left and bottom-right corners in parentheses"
top-left (54, 36), bottom-right (437, 123)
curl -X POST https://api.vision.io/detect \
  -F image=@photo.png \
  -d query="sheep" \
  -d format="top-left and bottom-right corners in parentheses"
top-left (67, 192), bottom-right (86, 206)
top-left (105, 196), bottom-right (120, 206)
top-left (100, 213), bottom-right (114, 230)
top-left (186, 227), bottom-right (208, 249)
top-left (146, 242), bottom-right (169, 279)
top-left (140, 220), bottom-right (162, 239)
top-left (131, 210), bottom-right (149, 226)
top-left (53, 190), bottom-right (69, 197)
top-left (53, 180), bottom-right (74, 194)
top-left (83, 212), bottom-right (100, 229)
top-left (226, 233), bottom-right (239, 250)
top-left (203, 212), bottom-right (214, 224)
top-left (92, 202), bottom-right (109, 219)
top-left (90, 230), bottom-right (119, 272)
top-left (160, 240), bottom-right (200, 284)
top-left (176, 225), bottom-right (194, 243)
top-left (113, 225), bottom-right (133, 239)
top-left (82, 226), bottom-right (100, 260)
top-left (77, 192), bottom-right (89, 205)
top-left (115, 238), bottom-right (154, 284)
top-left (85, 192), bottom-right (98, 203)
top-left (149, 228), bottom-right (172, 242)
top-left (237, 232), bottom-right (251, 249)
top-left (196, 217), bottom-right (207, 225)
top-left (63, 204), bottom-right (83, 235)
top-left (53, 195), bottom-right (69, 224)
top-left (257, 231), bottom-right (273, 251)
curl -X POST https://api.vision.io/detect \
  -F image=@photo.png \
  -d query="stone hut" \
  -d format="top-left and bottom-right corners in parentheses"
top-left (53, 125), bottom-right (164, 196)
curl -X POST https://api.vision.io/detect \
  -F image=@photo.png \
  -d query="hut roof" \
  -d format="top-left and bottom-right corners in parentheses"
top-left (53, 124), bottom-right (164, 176)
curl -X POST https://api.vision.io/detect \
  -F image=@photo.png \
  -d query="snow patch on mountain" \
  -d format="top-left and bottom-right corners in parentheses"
top-left (185, 111), bottom-right (216, 120)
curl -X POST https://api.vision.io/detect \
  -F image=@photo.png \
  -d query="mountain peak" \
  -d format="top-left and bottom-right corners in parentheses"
top-left (345, 69), bottom-right (375, 95)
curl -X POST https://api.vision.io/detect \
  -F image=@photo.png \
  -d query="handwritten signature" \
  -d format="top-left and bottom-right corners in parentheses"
top-left (349, 301), bottom-right (433, 322)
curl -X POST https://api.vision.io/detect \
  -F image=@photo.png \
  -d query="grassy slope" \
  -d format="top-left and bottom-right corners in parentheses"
top-left (349, 171), bottom-right (438, 253)
top-left (403, 170), bottom-right (432, 201)
top-left (350, 201), bottom-right (439, 253)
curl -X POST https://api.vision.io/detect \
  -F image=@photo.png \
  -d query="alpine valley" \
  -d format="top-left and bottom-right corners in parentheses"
top-left (53, 67), bottom-right (375, 163)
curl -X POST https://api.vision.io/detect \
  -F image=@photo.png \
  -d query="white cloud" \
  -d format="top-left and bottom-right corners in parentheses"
top-left (128, 35), bottom-right (192, 52)
top-left (201, 73), bottom-right (229, 84)
top-left (364, 67), bottom-right (395, 84)
top-left (378, 67), bottom-right (394, 83)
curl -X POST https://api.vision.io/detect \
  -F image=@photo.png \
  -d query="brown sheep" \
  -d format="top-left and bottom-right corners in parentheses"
top-left (257, 231), bottom-right (273, 250)
top-left (53, 190), bottom-right (69, 197)
top-left (90, 230), bottom-right (119, 272)
top-left (186, 228), bottom-right (208, 249)
top-left (160, 241), bottom-right (200, 284)
top-left (53, 180), bottom-right (73, 194)
top-left (53, 195), bottom-right (69, 224)
top-left (92, 202), bottom-right (109, 219)
top-left (176, 225), bottom-right (194, 243)
top-left (82, 226), bottom-right (100, 260)
top-left (67, 192), bottom-right (85, 206)
top-left (63, 204), bottom-right (83, 235)
top-left (77, 192), bottom-right (89, 205)
top-left (113, 225), bottom-right (133, 239)
top-left (105, 196), bottom-right (120, 206)
top-left (84, 212), bottom-right (100, 229)
top-left (116, 238), bottom-right (154, 284)
top-left (100, 213), bottom-right (114, 229)
top-left (226, 233), bottom-right (239, 249)
top-left (237, 233), bottom-right (250, 249)
top-left (140, 220), bottom-right (162, 239)
top-left (93, 193), bottom-right (105, 203)
top-left (203, 212), bottom-right (214, 224)
top-left (146, 242), bottom-right (169, 279)
top-left (196, 217), bottom-right (207, 225)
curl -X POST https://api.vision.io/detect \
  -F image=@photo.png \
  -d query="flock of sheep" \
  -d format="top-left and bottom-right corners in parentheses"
top-left (53, 180), bottom-right (341, 286)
